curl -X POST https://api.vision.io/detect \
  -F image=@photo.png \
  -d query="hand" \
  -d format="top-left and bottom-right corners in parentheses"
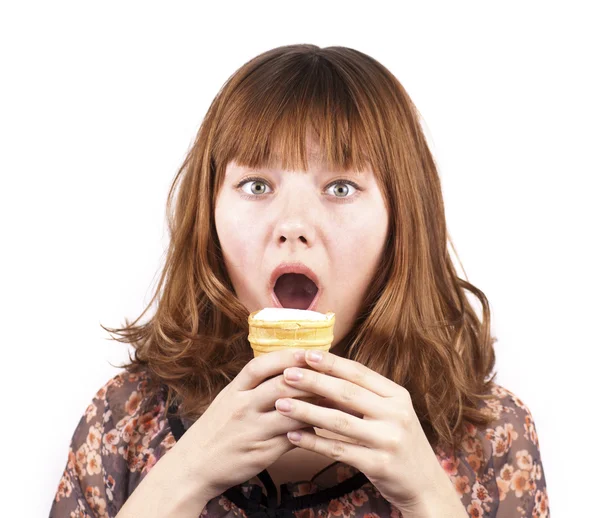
top-left (171, 348), bottom-right (318, 503)
top-left (274, 350), bottom-right (465, 516)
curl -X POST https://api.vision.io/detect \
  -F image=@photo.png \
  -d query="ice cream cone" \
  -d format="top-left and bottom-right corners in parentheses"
top-left (248, 308), bottom-right (335, 404)
top-left (248, 309), bottom-right (335, 357)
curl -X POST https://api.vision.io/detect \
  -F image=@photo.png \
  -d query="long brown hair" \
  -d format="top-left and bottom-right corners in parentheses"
top-left (103, 44), bottom-right (497, 452)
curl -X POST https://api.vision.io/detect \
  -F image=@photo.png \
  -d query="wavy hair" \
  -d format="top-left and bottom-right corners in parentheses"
top-left (103, 44), bottom-right (498, 452)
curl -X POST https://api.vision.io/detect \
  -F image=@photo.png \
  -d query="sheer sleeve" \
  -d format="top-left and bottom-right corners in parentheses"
top-left (49, 383), bottom-right (115, 518)
top-left (484, 386), bottom-right (550, 517)
top-left (49, 370), bottom-right (171, 518)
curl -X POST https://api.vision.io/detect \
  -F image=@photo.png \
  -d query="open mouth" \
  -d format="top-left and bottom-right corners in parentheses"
top-left (272, 273), bottom-right (319, 310)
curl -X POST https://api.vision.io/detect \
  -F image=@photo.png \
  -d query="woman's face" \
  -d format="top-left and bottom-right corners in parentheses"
top-left (214, 143), bottom-right (389, 355)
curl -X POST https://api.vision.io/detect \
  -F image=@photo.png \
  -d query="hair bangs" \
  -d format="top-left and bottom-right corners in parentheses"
top-left (212, 52), bottom-right (378, 178)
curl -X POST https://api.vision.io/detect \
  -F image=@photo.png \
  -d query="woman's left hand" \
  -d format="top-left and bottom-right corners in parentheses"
top-left (275, 349), bottom-right (465, 517)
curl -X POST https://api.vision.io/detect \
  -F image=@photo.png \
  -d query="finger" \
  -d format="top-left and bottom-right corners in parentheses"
top-left (285, 427), bottom-right (372, 475)
top-left (282, 366), bottom-right (387, 420)
top-left (287, 425), bottom-right (316, 450)
top-left (254, 374), bottom-right (320, 412)
top-left (261, 409), bottom-right (316, 437)
top-left (236, 348), bottom-right (308, 391)
top-left (275, 397), bottom-right (380, 448)
top-left (315, 397), bottom-right (363, 419)
top-left (304, 350), bottom-right (400, 397)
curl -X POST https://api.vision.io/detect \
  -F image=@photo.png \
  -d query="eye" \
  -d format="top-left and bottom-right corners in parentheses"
top-left (236, 176), bottom-right (361, 200)
top-left (325, 180), bottom-right (359, 198)
top-left (237, 176), bottom-right (272, 196)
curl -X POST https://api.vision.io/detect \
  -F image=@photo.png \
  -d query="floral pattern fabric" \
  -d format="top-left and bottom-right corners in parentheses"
top-left (49, 369), bottom-right (549, 517)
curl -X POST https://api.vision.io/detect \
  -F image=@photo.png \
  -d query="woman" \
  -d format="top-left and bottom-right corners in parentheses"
top-left (49, 44), bottom-right (549, 518)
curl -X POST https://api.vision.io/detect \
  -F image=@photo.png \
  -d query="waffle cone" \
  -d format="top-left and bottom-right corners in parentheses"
top-left (248, 310), bottom-right (335, 404)
top-left (248, 310), bottom-right (335, 357)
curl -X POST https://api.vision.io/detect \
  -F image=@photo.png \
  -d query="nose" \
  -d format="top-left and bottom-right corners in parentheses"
top-left (276, 220), bottom-right (313, 247)
top-left (272, 192), bottom-right (316, 249)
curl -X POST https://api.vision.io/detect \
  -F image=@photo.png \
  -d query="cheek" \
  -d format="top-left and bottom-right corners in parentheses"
top-left (217, 216), bottom-right (253, 265)
top-left (330, 209), bottom-right (388, 286)
top-left (214, 188), bottom-right (268, 310)
top-left (334, 211), bottom-right (386, 256)
top-left (215, 202), bottom-right (255, 275)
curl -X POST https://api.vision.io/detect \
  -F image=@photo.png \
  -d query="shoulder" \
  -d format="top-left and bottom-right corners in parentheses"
top-left (480, 383), bottom-right (541, 451)
top-left (455, 382), bottom-right (549, 515)
top-left (94, 369), bottom-right (164, 425)
top-left (84, 368), bottom-right (176, 457)
top-left (51, 369), bottom-right (175, 516)
top-left (454, 382), bottom-right (541, 464)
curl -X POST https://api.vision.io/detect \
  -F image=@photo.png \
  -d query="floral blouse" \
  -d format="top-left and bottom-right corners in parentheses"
top-left (48, 369), bottom-right (550, 518)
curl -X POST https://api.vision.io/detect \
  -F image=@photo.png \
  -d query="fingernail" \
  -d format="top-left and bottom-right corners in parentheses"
top-left (307, 351), bottom-right (323, 362)
top-left (276, 399), bottom-right (292, 412)
top-left (284, 368), bottom-right (303, 381)
top-left (288, 431), bottom-right (302, 442)
top-left (294, 350), bottom-right (306, 362)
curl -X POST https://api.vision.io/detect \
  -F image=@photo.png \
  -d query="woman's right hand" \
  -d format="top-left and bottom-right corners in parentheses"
top-left (170, 347), bottom-right (319, 501)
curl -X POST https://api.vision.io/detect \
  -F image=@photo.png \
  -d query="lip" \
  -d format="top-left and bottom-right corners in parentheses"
top-left (269, 262), bottom-right (322, 311)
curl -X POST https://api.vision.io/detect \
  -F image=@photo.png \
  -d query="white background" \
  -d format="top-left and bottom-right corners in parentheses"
top-left (1, 2), bottom-right (598, 517)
